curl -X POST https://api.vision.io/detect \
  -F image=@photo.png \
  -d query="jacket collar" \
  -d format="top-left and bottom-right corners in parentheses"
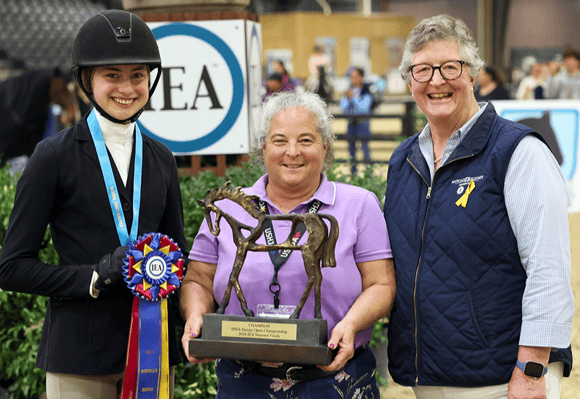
top-left (451, 102), bottom-right (496, 160)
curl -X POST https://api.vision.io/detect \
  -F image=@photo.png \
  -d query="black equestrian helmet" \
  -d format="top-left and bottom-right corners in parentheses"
top-left (71, 10), bottom-right (162, 123)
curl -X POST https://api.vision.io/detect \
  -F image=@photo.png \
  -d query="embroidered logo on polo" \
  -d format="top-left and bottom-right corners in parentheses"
top-left (451, 175), bottom-right (484, 208)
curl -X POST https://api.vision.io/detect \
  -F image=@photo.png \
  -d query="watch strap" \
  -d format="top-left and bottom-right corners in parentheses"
top-left (515, 360), bottom-right (548, 377)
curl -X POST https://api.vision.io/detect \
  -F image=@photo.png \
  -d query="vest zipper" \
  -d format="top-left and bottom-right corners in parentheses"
top-left (408, 159), bottom-right (432, 384)
top-left (412, 255), bottom-right (421, 384)
top-left (407, 153), bottom-right (474, 384)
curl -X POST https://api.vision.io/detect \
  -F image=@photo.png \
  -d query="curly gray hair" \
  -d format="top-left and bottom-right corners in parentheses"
top-left (251, 91), bottom-right (336, 171)
top-left (399, 14), bottom-right (485, 84)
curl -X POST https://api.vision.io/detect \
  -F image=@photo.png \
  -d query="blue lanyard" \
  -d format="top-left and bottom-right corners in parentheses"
top-left (87, 109), bottom-right (143, 245)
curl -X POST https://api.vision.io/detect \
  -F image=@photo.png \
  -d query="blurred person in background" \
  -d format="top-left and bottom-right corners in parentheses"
top-left (308, 45), bottom-right (329, 77)
top-left (263, 72), bottom-right (285, 100)
top-left (305, 45), bottom-right (333, 105)
top-left (271, 59), bottom-right (295, 92)
top-left (0, 67), bottom-right (74, 173)
top-left (340, 67), bottom-right (372, 174)
top-left (384, 14), bottom-right (573, 399)
top-left (474, 66), bottom-right (510, 101)
top-left (545, 47), bottom-right (580, 99)
top-left (516, 62), bottom-right (550, 100)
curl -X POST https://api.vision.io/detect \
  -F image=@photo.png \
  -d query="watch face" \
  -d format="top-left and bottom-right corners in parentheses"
top-left (524, 361), bottom-right (545, 378)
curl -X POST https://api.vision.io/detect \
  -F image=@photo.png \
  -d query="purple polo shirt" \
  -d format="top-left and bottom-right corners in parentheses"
top-left (189, 174), bottom-right (392, 348)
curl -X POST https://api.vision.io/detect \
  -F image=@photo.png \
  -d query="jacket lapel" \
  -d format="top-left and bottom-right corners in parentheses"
top-left (77, 119), bottom-right (100, 168)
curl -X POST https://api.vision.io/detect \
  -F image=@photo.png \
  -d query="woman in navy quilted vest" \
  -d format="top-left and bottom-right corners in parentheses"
top-left (383, 14), bottom-right (573, 399)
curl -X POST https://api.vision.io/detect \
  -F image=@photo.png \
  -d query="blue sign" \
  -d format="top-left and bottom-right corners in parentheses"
top-left (500, 108), bottom-right (579, 180)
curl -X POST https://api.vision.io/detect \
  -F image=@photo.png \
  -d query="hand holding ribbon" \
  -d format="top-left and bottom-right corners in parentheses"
top-left (93, 245), bottom-right (128, 291)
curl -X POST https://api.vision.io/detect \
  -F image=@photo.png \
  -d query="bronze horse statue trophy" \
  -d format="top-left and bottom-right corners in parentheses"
top-left (197, 181), bottom-right (339, 320)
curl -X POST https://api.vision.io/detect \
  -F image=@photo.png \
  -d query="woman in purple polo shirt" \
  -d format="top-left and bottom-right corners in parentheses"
top-left (180, 91), bottom-right (395, 399)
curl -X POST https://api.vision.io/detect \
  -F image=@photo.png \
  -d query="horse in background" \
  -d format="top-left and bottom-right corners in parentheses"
top-left (197, 181), bottom-right (339, 320)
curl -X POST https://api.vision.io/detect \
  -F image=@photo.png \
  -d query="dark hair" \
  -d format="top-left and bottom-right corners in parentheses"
top-left (267, 72), bottom-right (283, 82)
top-left (562, 47), bottom-right (580, 62)
top-left (274, 59), bottom-right (288, 75)
top-left (482, 66), bottom-right (504, 85)
top-left (352, 67), bottom-right (365, 77)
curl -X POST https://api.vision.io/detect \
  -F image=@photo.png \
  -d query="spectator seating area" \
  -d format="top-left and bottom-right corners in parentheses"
top-left (0, 0), bottom-right (111, 75)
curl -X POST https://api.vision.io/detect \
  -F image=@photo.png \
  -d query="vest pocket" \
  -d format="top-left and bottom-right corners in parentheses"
top-left (465, 291), bottom-right (491, 348)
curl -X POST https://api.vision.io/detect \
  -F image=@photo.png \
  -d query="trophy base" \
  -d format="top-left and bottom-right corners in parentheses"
top-left (189, 313), bottom-right (335, 365)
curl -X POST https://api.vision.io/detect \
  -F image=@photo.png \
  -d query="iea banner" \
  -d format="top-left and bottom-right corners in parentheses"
top-left (139, 20), bottom-right (261, 156)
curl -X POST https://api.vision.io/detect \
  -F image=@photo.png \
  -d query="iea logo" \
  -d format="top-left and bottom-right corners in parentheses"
top-left (138, 21), bottom-right (248, 154)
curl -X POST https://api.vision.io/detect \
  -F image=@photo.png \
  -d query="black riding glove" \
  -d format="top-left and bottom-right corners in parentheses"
top-left (93, 246), bottom-right (128, 292)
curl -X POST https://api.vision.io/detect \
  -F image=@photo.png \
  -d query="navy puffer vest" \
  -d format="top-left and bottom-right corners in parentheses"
top-left (384, 103), bottom-right (570, 387)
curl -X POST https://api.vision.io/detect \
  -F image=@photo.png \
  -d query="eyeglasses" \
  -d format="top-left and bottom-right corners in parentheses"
top-left (409, 60), bottom-right (467, 83)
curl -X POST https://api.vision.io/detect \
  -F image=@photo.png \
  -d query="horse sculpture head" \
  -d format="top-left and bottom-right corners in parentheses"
top-left (197, 181), bottom-right (263, 236)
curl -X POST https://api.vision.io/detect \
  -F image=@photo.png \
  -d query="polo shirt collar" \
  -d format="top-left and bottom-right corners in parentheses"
top-left (252, 173), bottom-right (336, 211)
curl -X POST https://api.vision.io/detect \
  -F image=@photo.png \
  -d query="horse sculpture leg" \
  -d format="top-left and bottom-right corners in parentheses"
top-left (216, 245), bottom-right (255, 317)
top-left (312, 255), bottom-right (324, 320)
top-left (290, 250), bottom-right (318, 319)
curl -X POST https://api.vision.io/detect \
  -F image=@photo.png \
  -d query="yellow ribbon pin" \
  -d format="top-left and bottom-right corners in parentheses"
top-left (455, 180), bottom-right (475, 208)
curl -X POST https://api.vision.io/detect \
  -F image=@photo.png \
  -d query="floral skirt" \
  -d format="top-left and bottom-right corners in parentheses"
top-left (214, 345), bottom-right (379, 399)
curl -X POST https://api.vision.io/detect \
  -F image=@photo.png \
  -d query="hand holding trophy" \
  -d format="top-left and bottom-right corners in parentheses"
top-left (188, 181), bottom-right (339, 365)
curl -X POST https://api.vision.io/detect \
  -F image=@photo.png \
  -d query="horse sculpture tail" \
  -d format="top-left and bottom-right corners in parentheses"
top-left (197, 199), bottom-right (222, 236)
top-left (319, 214), bottom-right (339, 268)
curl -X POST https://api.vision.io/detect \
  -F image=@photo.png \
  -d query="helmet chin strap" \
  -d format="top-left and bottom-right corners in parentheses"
top-left (72, 66), bottom-right (162, 125)
top-left (90, 100), bottom-right (142, 124)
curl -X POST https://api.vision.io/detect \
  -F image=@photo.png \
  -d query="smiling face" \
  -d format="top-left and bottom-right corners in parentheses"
top-left (263, 106), bottom-right (327, 195)
top-left (91, 64), bottom-right (149, 121)
top-left (408, 40), bottom-right (479, 134)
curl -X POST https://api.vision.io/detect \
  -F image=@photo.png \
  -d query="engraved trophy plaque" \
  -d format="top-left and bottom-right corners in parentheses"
top-left (188, 182), bottom-right (339, 365)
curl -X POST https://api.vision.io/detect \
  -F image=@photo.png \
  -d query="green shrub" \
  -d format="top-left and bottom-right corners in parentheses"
top-left (0, 162), bottom-right (389, 398)
top-left (0, 166), bottom-right (51, 399)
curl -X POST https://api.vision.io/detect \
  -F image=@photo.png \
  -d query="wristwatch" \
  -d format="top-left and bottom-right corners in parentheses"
top-left (515, 360), bottom-right (548, 378)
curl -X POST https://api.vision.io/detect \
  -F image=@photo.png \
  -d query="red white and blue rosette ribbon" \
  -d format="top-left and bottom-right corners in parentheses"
top-left (121, 233), bottom-right (184, 399)
top-left (124, 233), bottom-right (184, 300)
